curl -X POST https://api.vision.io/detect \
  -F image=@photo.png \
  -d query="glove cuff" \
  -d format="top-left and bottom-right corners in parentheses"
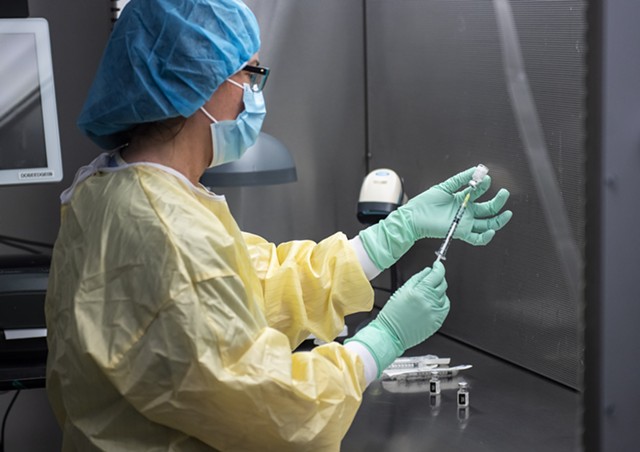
top-left (345, 319), bottom-right (404, 378)
top-left (358, 208), bottom-right (416, 270)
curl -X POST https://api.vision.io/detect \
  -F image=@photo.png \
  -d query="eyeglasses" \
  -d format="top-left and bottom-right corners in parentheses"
top-left (242, 64), bottom-right (270, 92)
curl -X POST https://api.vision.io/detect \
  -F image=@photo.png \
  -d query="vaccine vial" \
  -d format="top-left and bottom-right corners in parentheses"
top-left (468, 164), bottom-right (489, 189)
top-left (457, 381), bottom-right (469, 407)
top-left (429, 374), bottom-right (441, 395)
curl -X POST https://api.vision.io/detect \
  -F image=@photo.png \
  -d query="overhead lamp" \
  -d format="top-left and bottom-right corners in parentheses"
top-left (200, 132), bottom-right (297, 187)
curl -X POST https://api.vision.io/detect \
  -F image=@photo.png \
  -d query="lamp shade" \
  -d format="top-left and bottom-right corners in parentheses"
top-left (200, 132), bottom-right (297, 187)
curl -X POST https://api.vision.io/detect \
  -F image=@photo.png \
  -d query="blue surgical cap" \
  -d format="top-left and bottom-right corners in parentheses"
top-left (77, 0), bottom-right (261, 149)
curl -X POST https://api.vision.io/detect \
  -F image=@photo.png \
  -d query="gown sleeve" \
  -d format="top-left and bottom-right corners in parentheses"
top-left (90, 227), bottom-right (373, 451)
top-left (242, 231), bottom-right (374, 348)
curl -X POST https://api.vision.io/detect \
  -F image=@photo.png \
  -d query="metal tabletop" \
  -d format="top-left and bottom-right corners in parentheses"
top-left (342, 332), bottom-right (581, 452)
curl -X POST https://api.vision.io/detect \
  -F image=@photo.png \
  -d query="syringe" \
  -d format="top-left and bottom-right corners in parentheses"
top-left (435, 164), bottom-right (489, 262)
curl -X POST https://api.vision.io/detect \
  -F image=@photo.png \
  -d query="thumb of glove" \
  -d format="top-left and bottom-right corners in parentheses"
top-left (422, 260), bottom-right (446, 287)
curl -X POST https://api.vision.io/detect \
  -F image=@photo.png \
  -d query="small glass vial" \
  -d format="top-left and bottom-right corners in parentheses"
top-left (429, 373), bottom-right (441, 395)
top-left (457, 381), bottom-right (469, 407)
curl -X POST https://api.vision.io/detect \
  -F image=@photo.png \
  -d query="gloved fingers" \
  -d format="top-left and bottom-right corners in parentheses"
top-left (423, 260), bottom-right (446, 286)
top-left (400, 263), bottom-right (447, 301)
top-left (403, 261), bottom-right (445, 291)
top-left (413, 265), bottom-right (448, 309)
top-left (431, 294), bottom-right (451, 315)
top-left (405, 187), bottom-right (450, 215)
top-left (463, 229), bottom-right (496, 246)
top-left (429, 275), bottom-right (448, 300)
top-left (404, 265), bottom-right (434, 287)
top-left (471, 188), bottom-right (510, 217)
top-left (414, 268), bottom-right (448, 296)
top-left (431, 294), bottom-right (451, 325)
top-left (471, 210), bottom-right (513, 233)
top-left (436, 167), bottom-right (477, 194)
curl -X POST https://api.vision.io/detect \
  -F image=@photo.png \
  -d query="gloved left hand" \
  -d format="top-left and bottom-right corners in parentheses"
top-left (345, 261), bottom-right (449, 376)
top-left (359, 166), bottom-right (513, 270)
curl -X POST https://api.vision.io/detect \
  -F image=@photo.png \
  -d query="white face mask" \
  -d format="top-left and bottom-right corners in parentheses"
top-left (200, 79), bottom-right (267, 168)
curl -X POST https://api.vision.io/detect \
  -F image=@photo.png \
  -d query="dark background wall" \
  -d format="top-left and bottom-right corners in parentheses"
top-left (364, 0), bottom-right (586, 389)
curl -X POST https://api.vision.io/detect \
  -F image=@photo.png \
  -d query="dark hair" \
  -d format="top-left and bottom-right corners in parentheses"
top-left (126, 116), bottom-right (188, 147)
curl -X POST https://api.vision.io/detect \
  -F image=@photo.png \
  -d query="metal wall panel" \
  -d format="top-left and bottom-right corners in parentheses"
top-left (227, 0), bottom-right (367, 244)
top-left (366, 0), bottom-right (586, 388)
top-left (585, 0), bottom-right (640, 449)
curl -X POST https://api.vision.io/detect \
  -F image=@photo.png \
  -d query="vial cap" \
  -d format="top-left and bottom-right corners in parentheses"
top-left (469, 164), bottom-right (489, 188)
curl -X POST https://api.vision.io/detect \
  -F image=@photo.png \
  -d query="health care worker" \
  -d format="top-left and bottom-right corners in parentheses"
top-left (45, 0), bottom-right (512, 450)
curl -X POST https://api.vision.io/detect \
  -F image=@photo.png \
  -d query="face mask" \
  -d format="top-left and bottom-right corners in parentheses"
top-left (200, 79), bottom-right (266, 168)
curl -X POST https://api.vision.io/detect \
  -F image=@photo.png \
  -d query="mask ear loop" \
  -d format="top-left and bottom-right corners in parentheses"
top-left (199, 106), bottom-right (218, 167)
top-left (199, 106), bottom-right (218, 123)
top-left (199, 78), bottom-right (245, 124)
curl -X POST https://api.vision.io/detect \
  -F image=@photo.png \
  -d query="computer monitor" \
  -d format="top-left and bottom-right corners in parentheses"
top-left (0, 18), bottom-right (62, 185)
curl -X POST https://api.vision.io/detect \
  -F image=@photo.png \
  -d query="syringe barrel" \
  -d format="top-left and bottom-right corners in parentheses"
top-left (435, 193), bottom-right (469, 260)
top-left (435, 216), bottom-right (460, 260)
top-left (435, 166), bottom-right (482, 262)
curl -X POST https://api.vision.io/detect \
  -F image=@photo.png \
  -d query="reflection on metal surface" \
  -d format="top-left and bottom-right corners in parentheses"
top-left (381, 377), bottom-right (431, 394)
top-left (457, 406), bottom-right (471, 430)
top-left (493, 0), bottom-right (581, 302)
top-left (430, 394), bottom-right (442, 417)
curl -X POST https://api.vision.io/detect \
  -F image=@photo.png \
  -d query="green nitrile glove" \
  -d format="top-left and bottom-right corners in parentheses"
top-left (359, 167), bottom-right (513, 270)
top-left (345, 261), bottom-right (449, 376)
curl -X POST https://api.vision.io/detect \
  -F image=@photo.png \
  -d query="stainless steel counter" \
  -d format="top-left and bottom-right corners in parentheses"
top-left (341, 332), bottom-right (581, 451)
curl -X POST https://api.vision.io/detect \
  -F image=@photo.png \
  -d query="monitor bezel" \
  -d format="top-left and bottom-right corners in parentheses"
top-left (0, 18), bottom-right (63, 185)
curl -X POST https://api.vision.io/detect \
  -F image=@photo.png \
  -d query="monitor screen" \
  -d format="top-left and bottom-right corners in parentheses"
top-left (0, 18), bottom-right (62, 185)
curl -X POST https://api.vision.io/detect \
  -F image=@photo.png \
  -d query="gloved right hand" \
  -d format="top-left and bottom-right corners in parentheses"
top-left (359, 167), bottom-right (512, 270)
top-left (345, 260), bottom-right (449, 377)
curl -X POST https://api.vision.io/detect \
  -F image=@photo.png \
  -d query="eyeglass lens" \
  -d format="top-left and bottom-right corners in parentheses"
top-left (243, 65), bottom-right (270, 92)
